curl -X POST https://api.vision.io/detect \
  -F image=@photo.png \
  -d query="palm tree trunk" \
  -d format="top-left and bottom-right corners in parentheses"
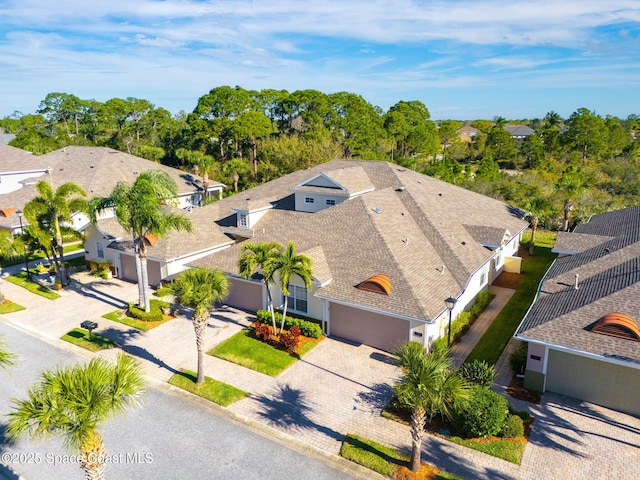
top-left (140, 248), bottom-right (150, 313)
top-left (54, 219), bottom-right (69, 286)
top-left (80, 431), bottom-right (107, 480)
top-left (410, 406), bottom-right (426, 472)
top-left (264, 280), bottom-right (277, 334)
top-left (193, 313), bottom-right (207, 385)
top-left (279, 288), bottom-right (289, 336)
top-left (133, 238), bottom-right (145, 308)
top-left (529, 216), bottom-right (538, 256)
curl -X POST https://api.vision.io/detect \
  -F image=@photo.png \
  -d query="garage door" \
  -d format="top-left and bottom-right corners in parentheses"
top-left (330, 303), bottom-right (409, 352)
top-left (118, 254), bottom-right (162, 286)
top-left (546, 349), bottom-right (640, 416)
top-left (226, 278), bottom-right (263, 312)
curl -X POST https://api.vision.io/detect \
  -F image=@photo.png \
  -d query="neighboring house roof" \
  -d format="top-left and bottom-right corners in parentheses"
top-left (552, 231), bottom-right (615, 255)
top-left (0, 145), bottom-right (225, 230)
top-left (515, 207), bottom-right (640, 364)
top-left (456, 125), bottom-right (479, 136)
top-left (176, 160), bottom-right (527, 322)
top-left (101, 203), bottom-right (234, 260)
top-left (504, 124), bottom-right (535, 138)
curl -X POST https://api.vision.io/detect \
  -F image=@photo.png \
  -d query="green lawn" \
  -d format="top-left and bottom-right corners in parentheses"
top-left (4, 272), bottom-right (61, 300)
top-left (61, 327), bottom-right (119, 351)
top-left (168, 369), bottom-right (248, 406)
top-left (0, 300), bottom-right (25, 313)
top-left (209, 329), bottom-right (320, 376)
top-left (465, 234), bottom-right (557, 365)
top-left (444, 434), bottom-right (526, 465)
top-left (340, 434), bottom-right (461, 479)
top-left (102, 309), bottom-right (171, 332)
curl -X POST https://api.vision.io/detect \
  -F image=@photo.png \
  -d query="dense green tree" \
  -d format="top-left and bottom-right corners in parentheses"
top-left (486, 125), bottom-right (517, 167)
top-left (564, 108), bottom-right (607, 160)
top-left (521, 133), bottom-right (545, 169)
top-left (6, 353), bottom-right (145, 480)
top-left (91, 171), bottom-right (193, 311)
top-left (384, 100), bottom-right (437, 160)
top-left (171, 268), bottom-right (229, 384)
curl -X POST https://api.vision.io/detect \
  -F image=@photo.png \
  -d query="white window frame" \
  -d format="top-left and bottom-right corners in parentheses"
top-left (238, 213), bottom-right (248, 228)
top-left (494, 249), bottom-right (503, 270)
top-left (479, 269), bottom-right (486, 286)
top-left (285, 285), bottom-right (308, 314)
top-left (96, 241), bottom-right (105, 259)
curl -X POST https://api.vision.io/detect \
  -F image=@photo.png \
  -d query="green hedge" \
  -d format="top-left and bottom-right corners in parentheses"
top-left (256, 310), bottom-right (323, 338)
top-left (128, 299), bottom-right (169, 322)
top-left (432, 290), bottom-right (494, 352)
top-left (452, 386), bottom-right (509, 438)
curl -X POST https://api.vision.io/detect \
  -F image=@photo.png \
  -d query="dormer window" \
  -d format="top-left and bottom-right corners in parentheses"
top-left (239, 213), bottom-right (248, 228)
top-left (305, 197), bottom-right (315, 204)
top-left (326, 199), bottom-right (336, 206)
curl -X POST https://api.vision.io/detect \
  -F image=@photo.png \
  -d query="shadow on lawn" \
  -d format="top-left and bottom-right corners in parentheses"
top-left (255, 384), bottom-right (342, 442)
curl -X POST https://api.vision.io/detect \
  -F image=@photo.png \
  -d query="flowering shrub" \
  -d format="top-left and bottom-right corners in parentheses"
top-left (279, 326), bottom-right (301, 354)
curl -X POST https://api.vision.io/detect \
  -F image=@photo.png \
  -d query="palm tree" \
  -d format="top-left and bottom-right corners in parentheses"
top-left (238, 241), bottom-right (283, 334)
top-left (6, 353), bottom-right (145, 480)
top-left (23, 181), bottom-right (87, 286)
top-left (0, 335), bottom-right (16, 371)
top-left (270, 241), bottom-right (313, 335)
top-left (171, 267), bottom-right (229, 385)
top-left (393, 342), bottom-right (471, 472)
top-left (91, 170), bottom-right (193, 312)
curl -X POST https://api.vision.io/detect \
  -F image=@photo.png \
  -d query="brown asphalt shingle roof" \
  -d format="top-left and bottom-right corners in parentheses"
top-left (186, 160), bottom-right (527, 321)
top-left (516, 206), bottom-right (640, 363)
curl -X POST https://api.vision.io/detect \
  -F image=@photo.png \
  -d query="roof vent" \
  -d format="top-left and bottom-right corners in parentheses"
top-left (357, 274), bottom-right (391, 295)
top-left (396, 186), bottom-right (406, 192)
top-left (372, 207), bottom-right (382, 214)
top-left (591, 313), bottom-right (640, 342)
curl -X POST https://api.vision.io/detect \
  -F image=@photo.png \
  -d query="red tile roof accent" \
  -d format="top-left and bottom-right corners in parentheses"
top-left (592, 313), bottom-right (640, 341)
top-left (357, 274), bottom-right (391, 295)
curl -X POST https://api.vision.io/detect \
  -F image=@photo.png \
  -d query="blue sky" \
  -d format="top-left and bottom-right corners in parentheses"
top-left (0, 0), bottom-right (638, 120)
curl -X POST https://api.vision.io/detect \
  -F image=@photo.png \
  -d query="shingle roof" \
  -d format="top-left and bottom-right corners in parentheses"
top-left (186, 160), bottom-right (527, 321)
top-left (552, 231), bottom-right (615, 254)
top-left (504, 124), bottom-right (535, 137)
top-left (516, 206), bottom-right (640, 363)
top-left (0, 145), bottom-right (225, 229)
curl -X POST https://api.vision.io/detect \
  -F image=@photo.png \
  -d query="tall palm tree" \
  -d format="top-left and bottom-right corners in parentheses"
top-left (0, 335), bottom-right (16, 371)
top-left (269, 241), bottom-right (313, 335)
top-left (23, 181), bottom-right (87, 286)
top-left (91, 170), bottom-right (193, 312)
top-left (171, 268), bottom-right (229, 385)
top-left (238, 241), bottom-right (283, 334)
top-left (393, 342), bottom-right (471, 472)
top-left (0, 230), bottom-right (23, 302)
top-left (6, 353), bottom-right (145, 480)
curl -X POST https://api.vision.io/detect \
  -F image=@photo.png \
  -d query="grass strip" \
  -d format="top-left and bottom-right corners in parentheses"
top-left (465, 239), bottom-right (556, 365)
top-left (168, 369), bottom-right (248, 406)
top-left (340, 434), bottom-right (461, 479)
top-left (4, 272), bottom-right (61, 300)
top-left (61, 327), bottom-right (118, 351)
top-left (102, 309), bottom-right (171, 332)
top-left (444, 435), bottom-right (526, 465)
top-left (0, 300), bottom-right (26, 313)
top-left (209, 329), bottom-right (319, 377)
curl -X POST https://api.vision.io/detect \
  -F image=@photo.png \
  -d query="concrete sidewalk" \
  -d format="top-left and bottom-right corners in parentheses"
top-left (1, 271), bottom-right (639, 480)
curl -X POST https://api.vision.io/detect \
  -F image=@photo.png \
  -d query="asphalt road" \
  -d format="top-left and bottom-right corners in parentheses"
top-left (0, 321), bottom-right (355, 480)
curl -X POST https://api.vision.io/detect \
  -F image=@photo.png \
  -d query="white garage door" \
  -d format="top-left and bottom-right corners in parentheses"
top-left (330, 303), bottom-right (409, 352)
top-left (226, 278), bottom-right (263, 312)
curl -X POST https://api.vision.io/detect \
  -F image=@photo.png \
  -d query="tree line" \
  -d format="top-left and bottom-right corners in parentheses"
top-left (2, 87), bottom-right (639, 230)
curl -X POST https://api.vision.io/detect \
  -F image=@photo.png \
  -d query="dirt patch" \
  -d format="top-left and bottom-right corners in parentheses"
top-left (507, 376), bottom-right (542, 404)
top-left (492, 272), bottom-right (522, 290)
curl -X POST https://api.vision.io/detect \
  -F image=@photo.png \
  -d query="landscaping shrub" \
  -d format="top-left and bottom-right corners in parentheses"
top-left (128, 299), bottom-right (168, 322)
top-left (255, 310), bottom-right (323, 338)
top-left (156, 286), bottom-right (172, 298)
top-left (252, 321), bottom-right (273, 342)
top-left (279, 326), bottom-right (301, 354)
top-left (499, 414), bottom-right (525, 438)
top-left (452, 386), bottom-right (509, 438)
top-left (459, 359), bottom-right (498, 387)
top-left (509, 341), bottom-right (528, 375)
